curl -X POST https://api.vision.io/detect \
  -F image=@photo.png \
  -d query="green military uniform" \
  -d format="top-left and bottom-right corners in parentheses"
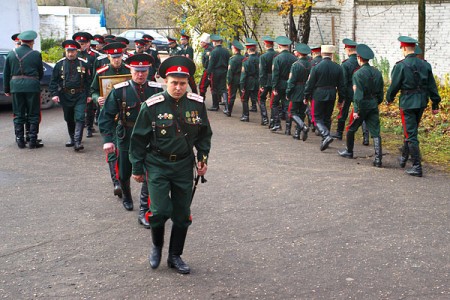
top-left (49, 40), bottom-right (92, 151)
top-left (129, 56), bottom-right (212, 274)
top-left (286, 43), bottom-right (311, 140)
top-left (168, 37), bottom-right (183, 56)
top-left (3, 30), bottom-right (43, 148)
top-left (142, 34), bottom-right (161, 71)
top-left (207, 35), bottom-right (230, 110)
top-left (225, 40), bottom-right (244, 116)
top-left (271, 36), bottom-right (297, 132)
top-left (239, 39), bottom-right (259, 122)
top-left (179, 35), bottom-right (198, 94)
top-left (304, 45), bottom-right (346, 151)
top-left (339, 44), bottom-right (384, 166)
top-left (199, 42), bottom-right (214, 98)
top-left (259, 37), bottom-right (277, 126)
top-left (386, 36), bottom-right (441, 177)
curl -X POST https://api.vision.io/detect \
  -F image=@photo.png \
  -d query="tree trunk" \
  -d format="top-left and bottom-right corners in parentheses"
top-left (298, 6), bottom-right (312, 44)
top-left (288, 4), bottom-right (298, 43)
top-left (418, 0), bottom-right (425, 59)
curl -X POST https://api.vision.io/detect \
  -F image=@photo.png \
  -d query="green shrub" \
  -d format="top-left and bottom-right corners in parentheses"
top-left (41, 38), bottom-right (63, 52)
top-left (42, 46), bottom-right (64, 63)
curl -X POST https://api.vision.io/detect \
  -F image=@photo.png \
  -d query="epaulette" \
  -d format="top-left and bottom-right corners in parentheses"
top-left (57, 57), bottom-right (66, 63)
top-left (77, 57), bottom-right (88, 64)
top-left (342, 59), bottom-right (348, 63)
top-left (114, 81), bottom-right (129, 89)
top-left (145, 95), bottom-right (165, 107)
top-left (395, 59), bottom-right (405, 65)
top-left (148, 81), bottom-right (162, 88)
top-left (97, 54), bottom-right (108, 61)
top-left (149, 47), bottom-right (156, 51)
top-left (187, 92), bottom-right (204, 103)
top-left (96, 65), bottom-right (109, 74)
top-left (242, 57), bottom-right (249, 62)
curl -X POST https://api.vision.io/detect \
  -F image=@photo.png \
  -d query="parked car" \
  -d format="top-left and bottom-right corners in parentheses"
top-left (118, 30), bottom-right (169, 53)
top-left (0, 49), bottom-right (54, 109)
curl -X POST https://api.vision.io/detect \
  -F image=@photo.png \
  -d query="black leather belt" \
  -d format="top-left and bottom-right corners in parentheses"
top-left (63, 87), bottom-right (85, 94)
top-left (151, 149), bottom-right (191, 162)
top-left (12, 75), bottom-right (39, 80)
top-left (119, 120), bottom-right (136, 127)
top-left (401, 89), bottom-right (424, 95)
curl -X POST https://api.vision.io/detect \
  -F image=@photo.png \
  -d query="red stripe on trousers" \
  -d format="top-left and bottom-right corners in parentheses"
top-left (400, 108), bottom-right (409, 139)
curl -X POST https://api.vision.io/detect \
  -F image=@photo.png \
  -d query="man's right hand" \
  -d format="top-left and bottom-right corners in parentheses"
top-left (132, 174), bottom-right (145, 183)
top-left (98, 96), bottom-right (106, 106)
top-left (103, 142), bottom-right (115, 154)
top-left (52, 96), bottom-right (60, 103)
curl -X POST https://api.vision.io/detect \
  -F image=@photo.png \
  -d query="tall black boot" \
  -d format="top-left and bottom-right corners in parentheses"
top-left (362, 121), bottom-right (369, 146)
top-left (293, 125), bottom-right (301, 140)
top-left (250, 100), bottom-right (257, 112)
top-left (399, 141), bottom-right (409, 168)
top-left (331, 121), bottom-right (344, 140)
top-left (406, 144), bottom-right (422, 177)
top-left (260, 102), bottom-right (268, 125)
top-left (317, 122), bottom-right (334, 151)
top-left (373, 137), bottom-right (382, 167)
top-left (14, 123), bottom-right (26, 149)
top-left (108, 161), bottom-right (122, 198)
top-left (28, 124), bottom-right (39, 149)
top-left (208, 93), bottom-right (219, 111)
top-left (74, 122), bottom-right (84, 151)
top-left (291, 115), bottom-right (309, 141)
top-left (285, 118), bottom-right (292, 135)
top-left (338, 131), bottom-right (354, 158)
top-left (270, 106), bottom-right (281, 132)
top-left (138, 181), bottom-right (151, 228)
top-left (240, 100), bottom-right (249, 122)
top-left (222, 92), bottom-right (229, 115)
top-left (167, 226), bottom-right (190, 274)
top-left (149, 226), bottom-right (165, 269)
top-left (120, 179), bottom-right (134, 210)
top-left (66, 122), bottom-right (75, 147)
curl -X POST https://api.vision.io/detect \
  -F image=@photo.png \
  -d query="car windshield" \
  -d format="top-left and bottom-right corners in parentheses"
top-left (0, 54), bottom-right (6, 73)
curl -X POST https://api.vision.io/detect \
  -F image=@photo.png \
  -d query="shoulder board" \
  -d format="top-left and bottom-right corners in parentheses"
top-left (97, 54), bottom-right (108, 61)
top-left (396, 59), bottom-right (405, 65)
top-left (96, 65), bottom-right (109, 74)
top-left (342, 59), bottom-right (348, 63)
top-left (242, 57), bottom-right (249, 62)
top-left (114, 81), bottom-right (129, 89)
top-left (187, 92), bottom-right (204, 103)
top-left (149, 47), bottom-right (156, 51)
top-left (148, 81), bottom-right (162, 88)
top-left (57, 57), bottom-right (66, 63)
top-left (77, 57), bottom-right (88, 63)
top-left (145, 95), bottom-right (165, 107)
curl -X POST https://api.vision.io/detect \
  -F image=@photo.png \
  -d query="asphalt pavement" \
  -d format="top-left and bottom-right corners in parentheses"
top-left (0, 99), bottom-right (449, 299)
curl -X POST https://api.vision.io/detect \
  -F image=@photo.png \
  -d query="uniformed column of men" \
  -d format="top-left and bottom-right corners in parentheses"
top-left (3, 30), bottom-right (440, 274)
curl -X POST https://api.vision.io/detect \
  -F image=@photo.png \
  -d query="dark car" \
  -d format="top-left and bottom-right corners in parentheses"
top-left (0, 49), bottom-right (54, 109)
top-left (118, 30), bottom-right (169, 53)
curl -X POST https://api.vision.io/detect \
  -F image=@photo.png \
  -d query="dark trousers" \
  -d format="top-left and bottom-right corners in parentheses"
top-left (198, 70), bottom-right (210, 96)
top-left (12, 92), bottom-right (40, 125)
top-left (400, 108), bottom-right (425, 146)
top-left (314, 99), bottom-right (335, 136)
top-left (347, 108), bottom-right (380, 138)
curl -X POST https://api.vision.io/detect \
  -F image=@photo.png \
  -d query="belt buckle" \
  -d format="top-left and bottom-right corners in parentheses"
top-left (169, 154), bottom-right (177, 162)
top-left (70, 88), bottom-right (76, 94)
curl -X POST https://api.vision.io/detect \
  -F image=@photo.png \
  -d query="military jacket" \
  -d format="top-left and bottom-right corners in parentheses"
top-left (129, 91), bottom-right (213, 175)
top-left (146, 47), bottom-right (161, 71)
top-left (259, 48), bottom-right (276, 88)
top-left (286, 57), bottom-right (311, 101)
top-left (304, 57), bottom-right (346, 102)
top-left (201, 44), bottom-right (214, 70)
top-left (3, 44), bottom-right (43, 93)
top-left (181, 45), bottom-right (194, 59)
top-left (272, 50), bottom-right (297, 90)
top-left (386, 54), bottom-right (441, 110)
top-left (99, 79), bottom-right (163, 150)
top-left (311, 55), bottom-right (322, 68)
top-left (240, 54), bottom-right (259, 90)
top-left (352, 63), bottom-right (384, 112)
top-left (227, 53), bottom-right (244, 86)
top-left (77, 50), bottom-right (96, 85)
top-left (93, 54), bottom-right (109, 73)
top-left (207, 45), bottom-right (230, 75)
top-left (341, 54), bottom-right (359, 103)
top-left (49, 57), bottom-right (92, 100)
top-left (90, 63), bottom-right (131, 104)
top-left (169, 44), bottom-right (184, 56)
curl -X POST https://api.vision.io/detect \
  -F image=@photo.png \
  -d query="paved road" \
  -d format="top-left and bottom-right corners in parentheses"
top-left (0, 100), bottom-right (449, 299)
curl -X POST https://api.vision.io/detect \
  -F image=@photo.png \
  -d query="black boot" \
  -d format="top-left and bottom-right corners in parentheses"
top-left (86, 127), bottom-right (93, 138)
top-left (167, 226), bottom-right (190, 274)
top-left (66, 122), bottom-right (75, 147)
top-left (362, 121), bottom-right (369, 146)
top-left (74, 122), bottom-right (84, 151)
top-left (285, 118), bottom-right (292, 135)
top-left (291, 115), bottom-right (309, 141)
top-left (293, 125), bottom-right (301, 140)
top-left (249, 103), bottom-right (257, 112)
top-left (240, 99), bottom-right (249, 122)
top-left (406, 144), bottom-right (422, 177)
top-left (331, 131), bottom-right (343, 140)
top-left (222, 92), bottom-right (230, 115)
top-left (120, 179), bottom-right (134, 211)
top-left (270, 106), bottom-right (281, 132)
top-left (149, 226), bottom-right (165, 269)
top-left (138, 181), bottom-right (151, 228)
top-left (28, 124), bottom-right (39, 149)
top-left (338, 131), bottom-right (354, 158)
top-left (332, 121), bottom-right (344, 140)
top-left (108, 161), bottom-right (122, 198)
top-left (399, 141), bottom-right (409, 168)
top-left (260, 102), bottom-right (268, 125)
top-left (373, 137), bottom-right (382, 167)
top-left (14, 123), bottom-right (26, 149)
top-left (207, 93), bottom-right (219, 111)
top-left (317, 122), bottom-right (334, 151)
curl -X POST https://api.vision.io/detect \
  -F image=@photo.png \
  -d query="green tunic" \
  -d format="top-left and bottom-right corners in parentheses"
top-left (240, 54), bottom-right (259, 91)
top-left (286, 57), bottom-right (311, 102)
top-left (259, 48), bottom-right (276, 88)
top-left (227, 53), bottom-right (244, 86)
top-left (341, 54), bottom-right (359, 104)
top-left (272, 50), bottom-right (297, 91)
top-left (129, 91), bottom-right (212, 228)
top-left (169, 44), bottom-right (184, 56)
top-left (90, 63), bottom-right (131, 105)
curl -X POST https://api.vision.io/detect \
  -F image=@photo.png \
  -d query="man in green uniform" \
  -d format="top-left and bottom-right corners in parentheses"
top-left (286, 43), bottom-right (311, 141)
top-left (309, 45), bottom-right (322, 134)
top-left (225, 40), bottom-right (244, 116)
top-left (198, 33), bottom-right (213, 99)
top-left (3, 30), bottom-right (44, 149)
top-left (239, 38), bottom-right (259, 122)
top-left (258, 36), bottom-right (276, 126)
top-left (129, 56), bottom-right (212, 274)
top-left (73, 32), bottom-right (97, 138)
top-left (132, 39), bottom-right (147, 55)
top-left (167, 36), bottom-right (183, 56)
top-left (386, 36), bottom-right (440, 177)
top-left (207, 34), bottom-right (230, 111)
top-left (271, 36), bottom-right (297, 133)
top-left (143, 34), bottom-right (161, 74)
top-left (304, 45), bottom-right (346, 151)
top-left (338, 44), bottom-right (384, 166)
top-left (179, 34), bottom-right (198, 93)
top-left (90, 42), bottom-right (130, 200)
top-left (99, 54), bottom-right (162, 226)
top-left (50, 40), bottom-right (91, 151)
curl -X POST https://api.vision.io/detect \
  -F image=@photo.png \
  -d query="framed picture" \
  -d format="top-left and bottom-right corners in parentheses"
top-left (99, 74), bottom-right (132, 97)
